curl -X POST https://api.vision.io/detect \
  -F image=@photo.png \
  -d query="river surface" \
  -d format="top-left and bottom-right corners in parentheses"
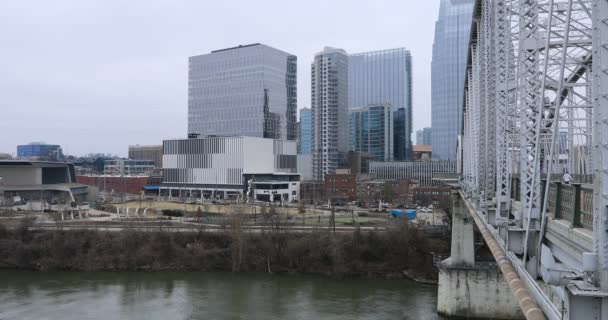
top-left (0, 271), bottom-right (441, 320)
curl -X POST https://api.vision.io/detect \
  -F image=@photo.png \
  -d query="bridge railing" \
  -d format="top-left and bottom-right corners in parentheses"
top-left (509, 176), bottom-right (594, 231)
top-left (544, 182), bottom-right (593, 230)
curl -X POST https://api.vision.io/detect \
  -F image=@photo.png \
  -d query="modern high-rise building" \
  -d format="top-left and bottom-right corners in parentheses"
top-left (431, 0), bottom-right (474, 160)
top-left (349, 48), bottom-right (412, 160)
top-left (299, 108), bottom-right (312, 154)
top-left (393, 108), bottom-right (408, 161)
top-left (311, 47), bottom-right (349, 181)
top-left (188, 43), bottom-right (297, 140)
top-left (349, 104), bottom-right (393, 162)
top-left (416, 127), bottom-right (432, 145)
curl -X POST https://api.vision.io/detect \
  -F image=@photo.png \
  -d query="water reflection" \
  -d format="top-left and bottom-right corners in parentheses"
top-left (0, 271), bottom-right (440, 320)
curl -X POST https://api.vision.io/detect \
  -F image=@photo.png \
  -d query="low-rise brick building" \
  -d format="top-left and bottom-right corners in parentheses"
top-left (325, 170), bottom-right (357, 203)
top-left (77, 175), bottom-right (150, 195)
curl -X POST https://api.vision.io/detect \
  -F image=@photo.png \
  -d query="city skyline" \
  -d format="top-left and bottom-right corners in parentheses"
top-left (0, 0), bottom-right (441, 156)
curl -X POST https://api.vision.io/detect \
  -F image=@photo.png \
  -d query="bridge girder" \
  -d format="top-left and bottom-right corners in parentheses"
top-left (460, 0), bottom-right (605, 318)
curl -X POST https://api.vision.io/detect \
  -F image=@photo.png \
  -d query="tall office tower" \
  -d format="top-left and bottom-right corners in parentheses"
top-left (188, 43), bottom-right (297, 140)
top-left (349, 48), bottom-right (412, 160)
top-left (349, 104), bottom-right (393, 162)
top-left (311, 47), bottom-right (349, 181)
top-left (393, 108), bottom-right (407, 160)
top-left (299, 108), bottom-right (312, 154)
top-left (416, 127), bottom-right (432, 145)
top-left (431, 0), bottom-right (474, 160)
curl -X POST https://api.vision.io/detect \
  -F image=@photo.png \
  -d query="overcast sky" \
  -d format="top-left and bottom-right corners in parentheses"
top-left (0, 0), bottom-right (440, 157)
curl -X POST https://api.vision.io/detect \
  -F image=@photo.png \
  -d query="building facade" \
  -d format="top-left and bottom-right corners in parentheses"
top-left (128, 145), bottom-right (163, 169)
top-left (393, 108), bottom-right (409, 161)
top-left (77, 175), bottom-right (151, 195)
top-left (349, 48), bottom-right (413, 160)
top-left (0, 161), bottom-right (88, 210)
top-left (416, 127), bottom-right (432, 145)
top-left (413, 145), bottom-right (433, 161)
top-left (297, 154), bottom-right (313, 181)
top-left (325, 172), bottom-right (357, 202)
top-left (299, 108), bottom-right (312, 154)
top-left (431, 0), bottom-right (474, 160)
top-left (104, 159), bottom-right (155, 176)
top-left (369, 160), bottom-right (457, 186)
top-left (349, 104), bottom-right (393, 162)
top-left (17, 142), bottom-right (63, 161)
top-left (311, 47), bottom-right (349, 181)
top-left (188, 43), bottom-right (297, 140)
top-left (161, 136), bottom-right (299, 202)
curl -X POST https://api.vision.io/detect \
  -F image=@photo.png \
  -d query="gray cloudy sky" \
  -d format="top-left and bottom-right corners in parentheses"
top-left (0, 0), bottom-right (440, 157)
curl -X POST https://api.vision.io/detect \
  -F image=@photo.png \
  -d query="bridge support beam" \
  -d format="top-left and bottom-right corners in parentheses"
top-left (438, 265), bottom-right (524, 319)
top-left (450, 190), bottom-right (475, 266)
top-left (438, 190), bottom-right (524, 319)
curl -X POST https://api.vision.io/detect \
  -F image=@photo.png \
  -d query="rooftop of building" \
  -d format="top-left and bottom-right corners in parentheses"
top-left (128, 144), bottom-right (162, 148)
top-left (167, 135), bottom-right (297, 143)
top-left (189, 43), bottom-right (293, 59)
top-left (211, 43), bottom-right (261, 53)
top-left (315, 46), bottom-right (347, 56)
top-left (350, 47), bottom-right (411, 56)
top-left (18, 142), bottom-right (60, 147)
top-left (413, 145), bottom-right (433, 152)
top-left (0, 160), bottom-right (71, 168)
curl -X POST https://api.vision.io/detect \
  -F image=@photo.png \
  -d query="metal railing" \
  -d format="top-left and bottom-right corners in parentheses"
top-left (544, 182), bottom-right (592, 230)
top-left (509, 176), bottom-right (593, 231)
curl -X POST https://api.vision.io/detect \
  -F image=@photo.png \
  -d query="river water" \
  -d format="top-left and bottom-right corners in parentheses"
top-left (0, 271), bottom-right (441, 320)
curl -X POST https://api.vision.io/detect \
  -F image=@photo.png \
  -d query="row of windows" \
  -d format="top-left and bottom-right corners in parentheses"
top-left (370, 161), bottom-right (457, 186)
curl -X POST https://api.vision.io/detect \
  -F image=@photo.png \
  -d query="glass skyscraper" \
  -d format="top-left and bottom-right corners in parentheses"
top-left (17, 142), bottom-right (63, 160)
top-left (416, 127), bottom-right (432, 145)
top-left (431, 0), bottom-right (474, 160)
top-left (188, 43), bottom-right (297, 140)
top-left (350, 104), bottom-right (393, 162)
top-left (349, 48), bottom-right (412, 160)
top-left (311, 47), bottom-right (349, 181)
top-left (299, 108), bottom-right (312, 154)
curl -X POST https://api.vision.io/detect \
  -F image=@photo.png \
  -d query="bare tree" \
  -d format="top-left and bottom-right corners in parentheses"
top-left (298, 201), bottom-right (305, 226)
top-left (229, 207), bottom-right (245, 272)
top-left (330, 206), bottom-right (336, 233)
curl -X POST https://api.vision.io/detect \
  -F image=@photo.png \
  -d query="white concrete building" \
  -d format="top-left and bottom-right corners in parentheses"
top-left (311, 47), bottom-right (349, 181)
top-left (161, 136), bottom-right (300, 202)
top-left (297, 154), bottom-right (313, 181)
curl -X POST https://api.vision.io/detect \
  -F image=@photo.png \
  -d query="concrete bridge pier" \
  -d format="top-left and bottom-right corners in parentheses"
top-left (437, 191), bottom-right (524, 319)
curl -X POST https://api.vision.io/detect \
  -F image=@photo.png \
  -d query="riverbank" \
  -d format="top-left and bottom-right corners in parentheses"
top-left (0, 220), bottom-right (448, 281)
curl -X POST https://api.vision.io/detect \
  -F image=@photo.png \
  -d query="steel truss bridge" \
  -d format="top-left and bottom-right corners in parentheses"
top-left (453, 0), bottom-right (608, 319)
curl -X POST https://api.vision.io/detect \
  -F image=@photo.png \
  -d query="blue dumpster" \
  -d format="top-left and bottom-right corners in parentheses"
top-left (389, 209), bottom-right (416, 220)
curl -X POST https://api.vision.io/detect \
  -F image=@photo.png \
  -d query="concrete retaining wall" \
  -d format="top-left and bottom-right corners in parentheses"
top-left (437, 265), bottom-right (524, 319)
